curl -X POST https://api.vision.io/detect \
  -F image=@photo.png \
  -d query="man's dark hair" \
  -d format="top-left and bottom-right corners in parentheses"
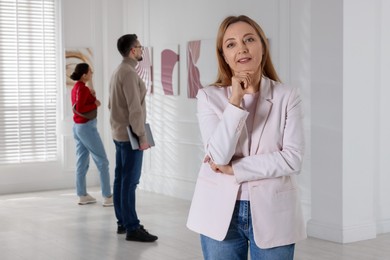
top-left (117, 34), bottom-right (138, 57)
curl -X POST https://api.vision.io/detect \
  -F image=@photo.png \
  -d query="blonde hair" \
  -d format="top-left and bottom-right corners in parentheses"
top-left (213, 15), bottom-right (281, 86)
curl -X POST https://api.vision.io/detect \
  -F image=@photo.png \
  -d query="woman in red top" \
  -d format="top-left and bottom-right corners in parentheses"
top-left (70, 63), bottom-right (113, 206)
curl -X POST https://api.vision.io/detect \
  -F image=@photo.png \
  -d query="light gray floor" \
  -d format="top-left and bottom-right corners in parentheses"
top-left (0, 188), bottom-right (389, 260)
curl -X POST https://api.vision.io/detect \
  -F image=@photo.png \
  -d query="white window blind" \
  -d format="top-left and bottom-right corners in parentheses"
top-left (0, 0), bottom-right (57, 164)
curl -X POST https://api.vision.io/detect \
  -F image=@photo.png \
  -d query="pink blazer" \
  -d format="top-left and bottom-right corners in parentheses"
top-left (187, 77), bottom-right (307, 249)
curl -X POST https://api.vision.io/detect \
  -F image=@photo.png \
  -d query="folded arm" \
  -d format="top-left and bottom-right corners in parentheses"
top-left (233, 87), bottom-right (305, 182)
top-left (197, 88), bottom-right (249, 165)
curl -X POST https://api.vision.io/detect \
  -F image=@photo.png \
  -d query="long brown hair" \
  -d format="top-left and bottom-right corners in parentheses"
top-left (213, 15), bottom-right (281, 86)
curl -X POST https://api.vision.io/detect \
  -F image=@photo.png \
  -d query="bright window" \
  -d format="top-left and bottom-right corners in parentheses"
top-left (0, 0), bottom-right (58, 164)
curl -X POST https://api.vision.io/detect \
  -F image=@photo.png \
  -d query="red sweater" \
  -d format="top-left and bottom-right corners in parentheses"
top-left (71, 81), bottom-right (97, 123)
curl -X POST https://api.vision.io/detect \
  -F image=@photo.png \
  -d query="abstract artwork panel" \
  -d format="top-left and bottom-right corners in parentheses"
top-left (65, 48), bottom-right (94, 89)
top-left (186, 39), bottom-right (217, 98)
top-left (136, 47), bottom-right (153, 94)
top-left (161, 45), bottom-right (179, 95)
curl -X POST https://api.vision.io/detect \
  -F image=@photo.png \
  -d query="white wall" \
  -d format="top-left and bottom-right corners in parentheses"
top-left (61, 0), bottom-right (105, 189)
top-left (60, 0), bottom-right (124, 194)
top-left (342, 0), bottom-right (377, 241)
top-left (289, 0), bottom-right (312, 220)
top-left (378, 0), bottom-right (390, 234)
top-left (309, 0), bottom-right (344, 240)
top-left (308, 0), bottom-right (389, 243)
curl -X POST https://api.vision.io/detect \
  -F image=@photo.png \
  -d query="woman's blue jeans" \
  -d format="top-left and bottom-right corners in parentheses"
top-left (200, 201), bottom-right (295, 260)
top-left (113, 140), bottom-right (143, 231)
top-left (72, 119), bottom-right (111, 198)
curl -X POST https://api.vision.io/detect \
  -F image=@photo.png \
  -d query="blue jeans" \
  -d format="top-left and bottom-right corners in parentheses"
top-left (73, 119), bottom-right (111, 198)
top-left (201, 201), bottom-right (295, 260)
top-left (113, 140), bottom-right (143, 231)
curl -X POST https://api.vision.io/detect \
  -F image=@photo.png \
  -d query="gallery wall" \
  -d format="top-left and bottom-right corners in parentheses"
top-left (1, 0), bottom-right (390, 244)
top-left (60, 0), bottom-right (124, 193)
top-left (308, 0), bottom-right (390, 242)
top-left (125, 0), bottom-right (312, 215)
top-left (124, 0), bottom-right (390, 242)
top-left (378, 0), bottom-right (390, 234)
top-left (0, 0), bottom-right (312, 224)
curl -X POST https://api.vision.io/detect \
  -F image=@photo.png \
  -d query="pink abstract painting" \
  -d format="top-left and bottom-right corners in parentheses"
top-left (161, 48), bottom-right (179, 95)
top-left (186, 39), bottom-right (217, 98)
top-left (136, 47), bottom-right (153, 94)
top-left (187, 41), bottom-right (202, 98)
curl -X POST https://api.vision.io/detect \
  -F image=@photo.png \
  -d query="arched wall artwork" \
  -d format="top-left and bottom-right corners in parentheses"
top-left (136, 47), bottom-right (153, 94)
top-left (161, 45), bottom-right (180, 95)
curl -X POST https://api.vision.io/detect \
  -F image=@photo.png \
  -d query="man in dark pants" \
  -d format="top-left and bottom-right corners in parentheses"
top-left (108, 34), bottom-right (157, 242)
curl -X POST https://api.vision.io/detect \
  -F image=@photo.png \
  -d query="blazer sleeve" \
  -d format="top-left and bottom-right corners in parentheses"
top-left (232, 87), bottom-right (305, 182)
top-left (196, 88), bottom-right (249, 165)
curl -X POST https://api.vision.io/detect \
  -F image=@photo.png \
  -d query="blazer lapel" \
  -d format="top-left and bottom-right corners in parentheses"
top-left (250, 77), bottom-right (273, 155)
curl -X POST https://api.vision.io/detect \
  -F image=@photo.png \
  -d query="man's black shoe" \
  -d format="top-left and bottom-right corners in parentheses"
top-left (118, 224), bottom-right (144, 234)
top-left (117, 225), bottom-right (126, 234)
top-left (126, 226), bottom-right (158, 242)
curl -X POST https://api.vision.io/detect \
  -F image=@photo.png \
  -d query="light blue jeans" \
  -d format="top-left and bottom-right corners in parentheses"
top-left (73, 119), bottom-right (111, 198)
top-left (201, 201), bottom-right (295, 260)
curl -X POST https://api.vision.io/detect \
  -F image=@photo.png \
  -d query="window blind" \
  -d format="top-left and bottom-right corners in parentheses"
top-left (0, 0), bottom-right (57, 164)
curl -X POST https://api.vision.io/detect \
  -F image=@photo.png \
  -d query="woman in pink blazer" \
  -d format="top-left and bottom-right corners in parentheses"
top-left (187, 15), bottom-right (306, 259)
